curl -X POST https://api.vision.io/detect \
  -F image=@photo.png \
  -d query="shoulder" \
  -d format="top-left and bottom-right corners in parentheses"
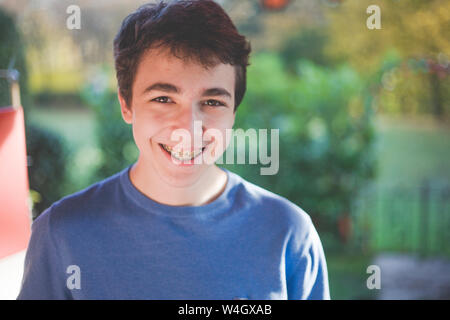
top-left (227, 170), bottom-right (314, 238)
top-left (34, 167), bottom-right (126, 233)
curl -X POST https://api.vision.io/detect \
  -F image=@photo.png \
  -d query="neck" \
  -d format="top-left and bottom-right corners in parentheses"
top-left (129, 160), bottom-right (228, 207)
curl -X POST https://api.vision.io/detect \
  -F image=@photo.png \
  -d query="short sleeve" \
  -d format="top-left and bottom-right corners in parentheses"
top-left (286, 217), bottom-right (330, 300)
top-left (17, 207), bottom-right (71, 300)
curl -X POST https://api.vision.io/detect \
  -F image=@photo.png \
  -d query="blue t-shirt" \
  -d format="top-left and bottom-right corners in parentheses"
top-left (17, 166), bottom-right (330, 300)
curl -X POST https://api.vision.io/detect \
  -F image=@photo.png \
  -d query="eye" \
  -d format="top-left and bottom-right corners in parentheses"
top-left (204, 99), bottom-right (226, 107)
top-left (152, 96), bottom-right (172, 103)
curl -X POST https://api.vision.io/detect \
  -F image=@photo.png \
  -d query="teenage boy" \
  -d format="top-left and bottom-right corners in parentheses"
top-left (18, 0), bottom-right (330, 300)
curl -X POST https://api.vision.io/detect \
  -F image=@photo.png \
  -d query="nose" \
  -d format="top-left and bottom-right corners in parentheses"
top-left (171, 103), bottom-right (205, 148)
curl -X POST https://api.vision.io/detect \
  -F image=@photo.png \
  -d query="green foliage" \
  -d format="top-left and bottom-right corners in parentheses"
top-left (279, 28), bottom-right (333, 72)
top-left (327, 254), bottom-right (377, 299)
top-left (80, 68), bottom-right (137, 181)
top-left (326, 0), bottom-right (450, 118)
top-left (223, 53), bottom-right (377, 243)
top-left (0, 8), bottom-right (31, 108)
top-left (375, 52), bottom-right (450, 117)
top-left (26, 122), bottom-right (69, 219)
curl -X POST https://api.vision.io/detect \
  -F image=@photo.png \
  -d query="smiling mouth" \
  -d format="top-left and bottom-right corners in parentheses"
top-left (159, 143), bottom-right (206, 162)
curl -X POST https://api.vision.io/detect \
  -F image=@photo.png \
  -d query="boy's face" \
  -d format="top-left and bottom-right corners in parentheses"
top-left (119, 47), bottom-right (236, 187)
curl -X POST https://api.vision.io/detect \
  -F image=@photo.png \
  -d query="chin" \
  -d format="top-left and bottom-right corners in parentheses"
top-left (156, 165), bottom-right (207, 188)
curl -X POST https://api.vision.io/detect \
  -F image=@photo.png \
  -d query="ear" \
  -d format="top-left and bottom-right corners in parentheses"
top-left (118, 90), bottom-right (133, 124)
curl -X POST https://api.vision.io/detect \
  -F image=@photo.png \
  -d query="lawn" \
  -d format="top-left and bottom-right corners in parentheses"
top-left (326, 254), bottom-right (378, 300)
top-left (27, 106), bottom-right (99, 193)
top-left (27, 106), bottom-right (96, 150)
top-left (374, 115), bottom-right (450, 186)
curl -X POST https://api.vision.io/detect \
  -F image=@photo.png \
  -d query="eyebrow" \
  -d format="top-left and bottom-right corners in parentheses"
top-left (142, 82), bottom-right (232, 99)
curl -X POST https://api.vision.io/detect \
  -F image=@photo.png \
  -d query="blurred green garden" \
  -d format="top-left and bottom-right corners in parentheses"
top-left (1, 0), bottom-right (449, 299)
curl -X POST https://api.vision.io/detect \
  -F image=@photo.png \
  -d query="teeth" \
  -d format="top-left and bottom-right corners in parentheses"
top-left (164, 145), bottom-right (172, 152)
top-left (161, 144), bottom-right (203, 161)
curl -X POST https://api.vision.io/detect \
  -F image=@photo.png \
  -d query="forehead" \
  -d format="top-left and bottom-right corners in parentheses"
top-left (133, 47), bottom-right (236, 96)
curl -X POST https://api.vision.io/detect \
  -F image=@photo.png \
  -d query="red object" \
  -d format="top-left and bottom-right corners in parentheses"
top-left (261, 0), bottom-right (290, 10)
top-left (0, 106), bottom-right (31, 259)
top-left (338, 213), bottom-right (352, 243)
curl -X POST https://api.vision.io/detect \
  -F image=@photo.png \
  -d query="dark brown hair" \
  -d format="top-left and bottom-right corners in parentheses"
top-left (113, 0), bottom-right (251, 112)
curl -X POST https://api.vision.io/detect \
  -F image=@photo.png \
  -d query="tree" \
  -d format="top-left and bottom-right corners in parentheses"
top-left (326, 0), bottom-right (450, 118)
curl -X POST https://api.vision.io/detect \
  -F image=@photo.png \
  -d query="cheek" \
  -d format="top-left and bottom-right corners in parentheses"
top-left (131, 111), bottom-right (162, 151)
top-left (203, 114), bottom-right (235, 153)
top-left (203, 110), bottom-right (235, 129)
